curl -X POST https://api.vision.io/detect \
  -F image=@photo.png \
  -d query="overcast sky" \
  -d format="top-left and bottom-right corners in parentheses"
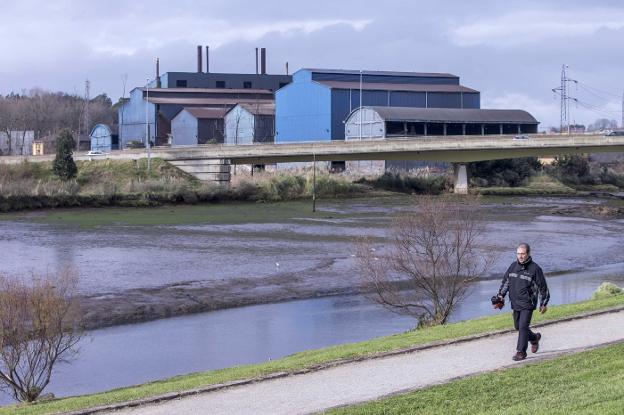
top-left (1, 0), bottom-right (622, 129)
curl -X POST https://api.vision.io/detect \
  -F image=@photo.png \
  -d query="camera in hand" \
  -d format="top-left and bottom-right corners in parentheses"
top-left (491, 295), bottom-right (505, 309)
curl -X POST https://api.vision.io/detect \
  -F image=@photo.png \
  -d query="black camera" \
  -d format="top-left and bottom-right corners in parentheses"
top-left (491, 295), bottom-right (505, 309)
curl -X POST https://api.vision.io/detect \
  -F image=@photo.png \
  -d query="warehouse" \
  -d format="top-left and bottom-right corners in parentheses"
top-left (275, 68), bottom-right (480, 142)
top-left (171, 108), bottom-right (228, 145)
top-left (225, 103), bottom-right (275, 145)
top-left (344, 107), bottom-right (539, 139)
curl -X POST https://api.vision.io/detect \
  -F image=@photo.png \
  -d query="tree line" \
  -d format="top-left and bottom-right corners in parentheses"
top-left (0, 89), bottom-right (117, 155)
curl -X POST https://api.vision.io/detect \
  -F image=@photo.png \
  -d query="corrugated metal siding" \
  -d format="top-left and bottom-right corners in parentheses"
top-left (225, 106), bottom-right (255, 145)
top-left (389, 91), bottom-right (427, 107)
top-left (331, 90), bottom-right (350, 140)
top-left (171, 110), bottom-right (199, 145)
top-left (311, 72), bottom-right (459, 85)
top-left (462, 93), bottom-right (480, 109)
top-left (197, 119), bottom-right (224, 144)
top-left (118, 88), bottom-right (155, 147)
top-left (275, 82), bottom-right (331, 142)
top-left (90, 124), bottom-right (112, 152)
top-left (427, 92), bottom-right (462, 108)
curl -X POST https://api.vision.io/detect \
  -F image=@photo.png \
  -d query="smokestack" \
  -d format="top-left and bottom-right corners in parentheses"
top-left (156, 58), bottom-right (161, 88)
top-left (285, 61), bottom-right (289, 75)
top-left (260, 48), bottom-right (266, 75)
top-left (205, 46), bottom-right (210, 73)
top-left (255, 48), bottom-right (259, 75)
top-left (197, 45), bottom-right (202, 73)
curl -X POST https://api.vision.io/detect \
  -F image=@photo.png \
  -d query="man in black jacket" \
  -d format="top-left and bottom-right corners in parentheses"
top-left (496, 243), bottom-right (550, 361)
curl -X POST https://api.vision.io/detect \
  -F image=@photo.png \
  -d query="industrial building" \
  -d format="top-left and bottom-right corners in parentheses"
top-left (275, 68), bottom-right (481, 142)
top-left (224, 103), bottom-right (275, 145)
top-left (344, 107), bottom-right (539, 139)
top-left (171, 108), bottom-right (228, 145)
top-left (89, 124), bottom-right (119, 152)
top-left (118, 46), bottom-right (291, 147)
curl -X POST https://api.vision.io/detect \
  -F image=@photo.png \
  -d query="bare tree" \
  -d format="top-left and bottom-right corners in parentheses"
top-left (356, 196), bottom-right (492, 327)
top-left (0, 269), bottom-right (83, 402)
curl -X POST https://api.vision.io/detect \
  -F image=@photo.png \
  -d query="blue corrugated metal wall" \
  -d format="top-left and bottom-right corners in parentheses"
top-left (275, 78), bottom-right (331, 142)
top-left (462, 93), bottom-right (480, 109)
top-left (390, 91), bottom-right (427, 107)
top-left (427, 92), bottom-right (462, 108)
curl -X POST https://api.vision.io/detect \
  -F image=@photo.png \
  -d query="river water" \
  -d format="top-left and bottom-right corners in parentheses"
top-left (0, 196), bottom-right (623, 404)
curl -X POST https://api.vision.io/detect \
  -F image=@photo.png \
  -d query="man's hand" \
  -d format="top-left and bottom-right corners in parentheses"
top-left (539, 305), bottom-right (547, 314)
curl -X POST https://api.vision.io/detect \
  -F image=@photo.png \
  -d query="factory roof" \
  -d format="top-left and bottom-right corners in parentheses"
top-left (316, 81), bottom-right (478, 94)
top-left (357, 107), bottom-right (539, 124)
top-left (182, 107), bottom-right (229, 119)
top-left (303, 68), bottom-right (458, 78)
top-left (236, 102), bottom-right (275, 115)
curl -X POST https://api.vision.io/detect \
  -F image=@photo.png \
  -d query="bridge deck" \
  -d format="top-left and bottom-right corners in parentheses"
top-left (2, 134), bottom-right (624, 165)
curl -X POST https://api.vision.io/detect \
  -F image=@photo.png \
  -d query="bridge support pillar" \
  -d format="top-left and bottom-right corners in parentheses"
top-left (167, 159), bottom-right (231, 187)
top-left (453, 163), bottom-right (468, 194)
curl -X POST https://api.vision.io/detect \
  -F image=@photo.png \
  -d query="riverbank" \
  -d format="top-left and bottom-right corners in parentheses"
top-left (3, 293), bottom-right (623, 415)
top-left (0, 159), bottom-right (452, 212)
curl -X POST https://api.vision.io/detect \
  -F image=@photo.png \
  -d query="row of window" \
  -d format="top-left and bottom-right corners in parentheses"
top-left (174, 80), bottom-right (289, 89)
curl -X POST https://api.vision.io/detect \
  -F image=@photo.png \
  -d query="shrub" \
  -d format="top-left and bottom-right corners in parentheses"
top-left (356, 172), bottom-right (448, 194)
top-left (52, 129), bottom-right (77, 181)
top-left (592, 282), bottom-right (623, 300)
top-left (469, 157), bottom-right (541, 187)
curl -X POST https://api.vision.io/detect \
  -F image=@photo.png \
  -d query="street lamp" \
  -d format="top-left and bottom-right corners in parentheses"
top-left (359, 69), bottom-right (363, 141)
top-left (145, 78), bottom-right (151, 172)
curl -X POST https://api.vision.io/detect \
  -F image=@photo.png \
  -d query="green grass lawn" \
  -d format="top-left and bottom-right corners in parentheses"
top-left (2, 294), bottom-right (623, 415)
top-left (328, 340), bottom-right (624, 415)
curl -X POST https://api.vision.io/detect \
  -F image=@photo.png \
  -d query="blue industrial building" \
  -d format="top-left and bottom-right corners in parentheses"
top-left (275, 68), bottom-right (480, 142)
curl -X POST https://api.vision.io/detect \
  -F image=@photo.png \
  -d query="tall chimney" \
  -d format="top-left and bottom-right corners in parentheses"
top-left (260, 47), bottom-right (266, 74)
top-left (156, 58), bottom-right (161, 88)
top-left (197, 45), bottom-right (202, 73)
top-left (205, 46), bottom-right (210, 73)
top-left (255, 48), bottom-right (259, 75)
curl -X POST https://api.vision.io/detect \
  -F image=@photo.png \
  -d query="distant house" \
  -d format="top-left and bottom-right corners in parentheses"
top-left (224, 103), bottom-right (275, 145)
top-left (32, 134), bottom-right (57, 155)
top-left (89, 124), bottom-right (119, 152)
top-left (170, 107), bottom-right (228, 145)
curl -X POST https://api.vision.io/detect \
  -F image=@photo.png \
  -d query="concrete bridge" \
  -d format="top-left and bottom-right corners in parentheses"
top-left (3, 134), bottom-right (624, 193)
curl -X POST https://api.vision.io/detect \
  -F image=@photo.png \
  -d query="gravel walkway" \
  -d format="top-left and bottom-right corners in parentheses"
top-left (106, 310), bottom-right (624, 415)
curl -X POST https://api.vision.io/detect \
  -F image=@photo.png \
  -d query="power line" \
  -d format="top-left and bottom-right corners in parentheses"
top-left (551, 64), bottom-right (577, 134)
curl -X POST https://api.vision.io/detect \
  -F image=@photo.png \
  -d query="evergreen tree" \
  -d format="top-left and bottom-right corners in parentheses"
top-left (53, 129), bottom-right (77, 180)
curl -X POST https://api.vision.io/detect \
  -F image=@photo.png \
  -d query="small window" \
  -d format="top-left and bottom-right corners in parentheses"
top-left (176, 80), bottom-right (187, 87)
top-left (216, 81), bottom-right (226, 88)
top-left (243, 81), bottom-right (252, 89)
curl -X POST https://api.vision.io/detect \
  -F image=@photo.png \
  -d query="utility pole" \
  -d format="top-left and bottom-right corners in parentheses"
top-left (551, 64), bottom-right (577, 134)
top-left (84, 79), bottom-right (90, 149)
top-left (145, 78), bottom-right (151, 172)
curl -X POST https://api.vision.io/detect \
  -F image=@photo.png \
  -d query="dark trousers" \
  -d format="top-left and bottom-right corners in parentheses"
top-left (513, 309), bottom-right (537, 353)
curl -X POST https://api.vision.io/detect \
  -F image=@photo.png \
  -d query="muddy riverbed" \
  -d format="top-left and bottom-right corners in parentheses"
top-left (1, 195), bottom-right (623, 329)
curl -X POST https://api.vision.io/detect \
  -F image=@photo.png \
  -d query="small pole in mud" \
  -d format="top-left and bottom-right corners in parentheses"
top-left (312, 152), bottom-right (316, 213)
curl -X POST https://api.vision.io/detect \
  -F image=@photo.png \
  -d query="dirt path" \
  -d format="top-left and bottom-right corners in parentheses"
top-left (101, 309), bottom-right (624, 415)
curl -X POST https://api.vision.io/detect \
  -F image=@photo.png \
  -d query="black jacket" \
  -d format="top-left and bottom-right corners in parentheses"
top-left (498, 257), bottom-right (550, 311)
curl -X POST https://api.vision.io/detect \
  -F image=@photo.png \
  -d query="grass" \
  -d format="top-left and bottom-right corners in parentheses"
top-left (474, 174), bottom-right (577, 196)
top-left (328, 340), bottom-right (624, 415)
top-left (3, 293), bottom-right (623, 415)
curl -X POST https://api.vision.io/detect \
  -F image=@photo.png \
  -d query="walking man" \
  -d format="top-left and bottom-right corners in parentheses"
top-left (496, 243), bottom-right (550, 361)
